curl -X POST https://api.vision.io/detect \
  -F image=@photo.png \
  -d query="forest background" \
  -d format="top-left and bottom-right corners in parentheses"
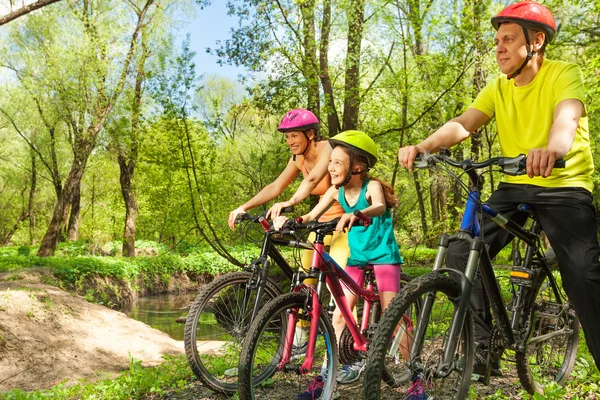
top-left (0, 0), bottom-right (598, 264)
top-left (0, 0), bottom-right (599, 398)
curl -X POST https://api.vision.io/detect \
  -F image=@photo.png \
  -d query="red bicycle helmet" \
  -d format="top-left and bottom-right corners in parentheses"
top-left (277, 108), bottom-right (319, 133)
top-left (491, 1), bottom-right (556, 79)
top-left (491, 1), bottom-right (556, 43)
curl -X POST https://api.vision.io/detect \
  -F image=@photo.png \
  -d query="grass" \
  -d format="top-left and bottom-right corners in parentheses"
top-left (0, 355), bottom-right (194, 400)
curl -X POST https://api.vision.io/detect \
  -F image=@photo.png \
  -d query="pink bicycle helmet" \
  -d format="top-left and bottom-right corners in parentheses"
top-left (277, 108), bottom-right (319, 133)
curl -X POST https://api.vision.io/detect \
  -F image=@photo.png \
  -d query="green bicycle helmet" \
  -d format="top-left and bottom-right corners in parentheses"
top-left (329, 130), bottom-right (378, 187)
top-left (329, 130), bottom-right (378, 168)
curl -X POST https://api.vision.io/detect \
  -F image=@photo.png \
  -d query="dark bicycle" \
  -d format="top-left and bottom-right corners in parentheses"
top-left (364, 152), bottom-right (580, 399)
top-left (183, 207), bottom-right (311, 394)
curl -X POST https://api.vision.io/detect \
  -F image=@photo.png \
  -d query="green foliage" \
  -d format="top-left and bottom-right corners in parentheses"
top-left (0, 355), bottom-right (193, 400)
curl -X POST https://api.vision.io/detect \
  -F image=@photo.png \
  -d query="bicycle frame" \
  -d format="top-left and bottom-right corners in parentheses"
top-left (415, 162), bottom-right (563, 377)
top-left (278, 226), bottom-right (379, 374)
top-left (241, 218), bottom-right (313, 325)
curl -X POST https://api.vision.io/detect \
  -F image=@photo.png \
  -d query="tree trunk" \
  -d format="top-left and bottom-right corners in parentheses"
top-left (413, 171), bottom-right (429, 244)
top-left (342, 0), bottom-right (365, 131)
top-left (28, 141), bottom-right (37, 244)
top-left (299, 0), bottom-right (320, 115)
top-left (119, 154), bottom-right (137, 257)
top-left (318, 0), bottom-right (340, 137)
top-left (38, 140), bottom-right (92, 256)
top-left (67, 184), bottom-right (81, 241)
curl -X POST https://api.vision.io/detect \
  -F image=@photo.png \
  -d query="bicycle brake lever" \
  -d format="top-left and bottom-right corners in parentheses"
top-left (501, 154), bottom-right (527, 176)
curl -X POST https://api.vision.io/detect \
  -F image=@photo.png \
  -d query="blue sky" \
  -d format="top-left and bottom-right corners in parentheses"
top-left (186, 2), bottom-right (246, 81)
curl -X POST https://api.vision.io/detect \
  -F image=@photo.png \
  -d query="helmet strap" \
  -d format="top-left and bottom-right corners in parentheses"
top-left (507, 26), bottom-right (535, 80)
top-left (300, 129), bottom-right (314, 157)
top-left (335, 152), bottom-right (369, 188)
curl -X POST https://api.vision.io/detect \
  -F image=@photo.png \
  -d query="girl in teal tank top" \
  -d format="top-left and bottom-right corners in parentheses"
top-left (272, 130), bottom-right (409, 388)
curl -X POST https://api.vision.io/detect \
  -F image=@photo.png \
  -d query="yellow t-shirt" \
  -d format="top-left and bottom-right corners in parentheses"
top-left (470, 59), bottom-right (594, 193)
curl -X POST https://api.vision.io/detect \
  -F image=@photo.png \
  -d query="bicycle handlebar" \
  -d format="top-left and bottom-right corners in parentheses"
top-left (235, 206), bottom-right (296, 229)
top-left (415, 151), bottom-right (565, 176)
top-left (281, 213), bottom-right (372, 235)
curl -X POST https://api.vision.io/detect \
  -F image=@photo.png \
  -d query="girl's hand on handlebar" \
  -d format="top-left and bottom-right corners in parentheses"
top-left (336, 213), bottom-right (357, 232)
top-left (228, 207), bottom-right (246, 230)
top-left (266, 201), bottom-right (294, 220)
top-left (398, 144), bottom-right (427, 172)
top-left (272, 215), bottom-right (289, 231)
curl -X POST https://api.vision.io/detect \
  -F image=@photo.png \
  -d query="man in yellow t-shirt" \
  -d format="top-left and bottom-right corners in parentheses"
top-left (398, 1), bottom-right (600, 378)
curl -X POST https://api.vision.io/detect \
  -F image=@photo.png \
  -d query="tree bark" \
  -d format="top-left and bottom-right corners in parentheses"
top-left (299, 0), bottom-right (320, 115)
top-left (67, 184), bottom-right (81, 241)
top-left (118, 25), bottom-right (148, 257)
top-left (119, 154), bottom-right (137, 257)
top-left (342, 0), bottom-right (365, 131)
top-left (413, 172), bottom-right (429, 244)
top-left (318, 0), bottom-right (340, 137)
top-left (0, 0), bottom-right (63, 26)
top-left (28, 148), bottom-right (37, 244)
top-left (38, 139), bottom-right (92, 256)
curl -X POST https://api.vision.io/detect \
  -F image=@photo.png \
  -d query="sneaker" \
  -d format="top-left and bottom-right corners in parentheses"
top-left (405, 372), bottom-right (429, 399)
top-left (296, 375), bottom-right (324, 400)
top-left (336, 361), bottom-right (364, 384)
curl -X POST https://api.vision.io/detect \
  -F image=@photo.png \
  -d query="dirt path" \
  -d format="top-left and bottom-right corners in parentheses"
top-left (0, 268), bottom-right (184, 391)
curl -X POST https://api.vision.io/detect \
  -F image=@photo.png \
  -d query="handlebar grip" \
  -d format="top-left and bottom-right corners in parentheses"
top-left (281, 206), bottom-right (295, 214)
top-left (353, 210), bottom-right (372, 227)
top-left (235, 212), bottom-right (251, 225)
top-left (554, 160), bottom-right (566, 169)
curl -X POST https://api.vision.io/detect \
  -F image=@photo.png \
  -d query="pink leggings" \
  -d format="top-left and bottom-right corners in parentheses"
top-left (345, 264), bottom-right (402, 293)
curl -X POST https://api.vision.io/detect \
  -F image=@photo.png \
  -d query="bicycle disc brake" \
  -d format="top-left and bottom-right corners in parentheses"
top-left (339, 326), bottom-right (362, 365)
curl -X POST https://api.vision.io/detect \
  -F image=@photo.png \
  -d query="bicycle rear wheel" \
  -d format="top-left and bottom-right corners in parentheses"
top-left (515, 253), bottom-right (580, 394)
top-left (364, 272), bottom-right (474, 400)
top-left (238, 292), bottom-right (338, 400)
top-left (184, 271), bottom-right (281, 394)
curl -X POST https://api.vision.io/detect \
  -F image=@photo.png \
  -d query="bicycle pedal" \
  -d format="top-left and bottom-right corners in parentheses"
top-left (509, 266), bottom-right (534, 287)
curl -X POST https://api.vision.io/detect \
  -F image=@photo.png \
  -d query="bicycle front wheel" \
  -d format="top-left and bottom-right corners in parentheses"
top-left (184, 271), bottom-right (281, 394)
top-left (364, 272), bottom-right (474, 400)
top-left (515, 254), bottom-right (580, 394)
top-left (238, 292), bottom-right (338, 400)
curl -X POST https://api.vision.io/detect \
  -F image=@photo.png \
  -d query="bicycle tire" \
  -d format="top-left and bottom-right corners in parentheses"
top-left (364, 272), bottom-right (474, 400)
top-left (184, 271), bottom-right (281, 394)
top-left (515, 252), bottom-right (580, 394)
top-left (238, 292), bottom-right (338, 400)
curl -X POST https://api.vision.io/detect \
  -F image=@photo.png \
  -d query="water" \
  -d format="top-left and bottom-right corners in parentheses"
top-left (122, 292), bottom-right (200, 340)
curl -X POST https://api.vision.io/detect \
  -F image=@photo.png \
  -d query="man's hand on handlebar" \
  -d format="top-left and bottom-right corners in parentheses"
top-left (526, 148), bottom-right (559, 178)
top-left (398, 144), bottom-right (428, 172)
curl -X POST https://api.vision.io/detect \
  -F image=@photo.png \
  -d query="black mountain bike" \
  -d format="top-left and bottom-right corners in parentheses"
top-left (183, 208), bottom-right (311, 394)
top-left (364, 152), bottom-right (580, 399)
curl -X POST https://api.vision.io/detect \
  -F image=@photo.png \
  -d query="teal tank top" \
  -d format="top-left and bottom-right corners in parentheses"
top-left (338, 179), bottom-right (403, 266)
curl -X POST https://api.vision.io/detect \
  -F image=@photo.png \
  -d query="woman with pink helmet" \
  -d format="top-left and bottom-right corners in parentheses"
top-left (228, 108), bottom-right (349, 270)
top-left (229, 108), bottom-right (345, 227)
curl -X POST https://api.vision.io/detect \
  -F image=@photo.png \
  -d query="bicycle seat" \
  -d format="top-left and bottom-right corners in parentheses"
top-left (358, 265), bottom-right (374, 271)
